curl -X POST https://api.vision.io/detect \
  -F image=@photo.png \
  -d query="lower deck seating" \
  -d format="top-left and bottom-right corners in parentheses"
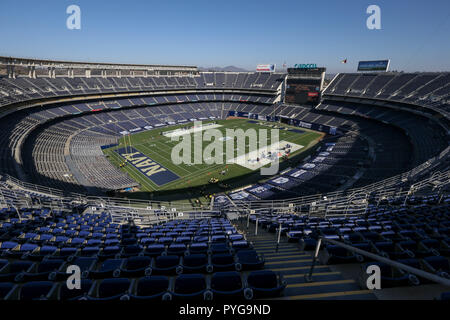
top-left (0, 210), bottom-right (284, 300)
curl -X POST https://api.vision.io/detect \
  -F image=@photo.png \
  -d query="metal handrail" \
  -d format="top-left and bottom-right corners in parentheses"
top-left (240, 169), bottom-right (449, 213)
top-left (1, 165), bottom-right (448, 219)
top-left (307, 237), bottom-right (450, 286)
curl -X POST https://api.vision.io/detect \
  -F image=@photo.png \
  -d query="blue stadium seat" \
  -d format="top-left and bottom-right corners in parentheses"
top-left (422, 256), bottom-right (450, 278)
top-left (18, 281), bottom-right (55, 300)
top-left (229, 234), bottom-right (244, 242)
top-left (80, 246), bottom-right (101, 257)
top-left (3, 243), bottom-right (38, 259)
top-left (0, 241), bottom-right (19, 254)
top-left (373, 241), bottom-right (411, 260)
top-left (172, 274), bottom-right (210, 300)
top-left (90, 259), bottom-right (124, 279)
top-left (361, 261), bottom-right (418, 288)
top-left (211, 253), bottom-right (238, 272)
top-left (88, 278), bottom-right (133, 300)
top-left (322, 245), bottom-right (360, 264)
top-left (143, 244), bottom-right (165, 257)
top-left (189, 242), bottom-right (208, 254)
top-left (18, 259), bottom-right (65, 282)
top-left (54, 247), bottom-right (78, 259)
top-left (182, 254), bottom-right (210, 273)
top-left (57, 279), bottom-right (94, 300)
top-left (287, 231), bottom-right (303, 243)
top-left (98, 245), bottom-right (121, 260)
top-left (129, 276), bottom-right (171, 300)
top-left (397, 258), bottom-right (428, 284)
top-left (151, 255), bottom-right (182, 275)
top-left (236, 250), bottom-right (264, 270)
top-left (209, 243), bottom-right (230, 255)
top-left (167, 243), bottom-right (187, 256)
top-left (299, 236), bottom-right (319, 251)
top-left (211, 235), bottom-right (226, 243)
top-left (174, 236), bottom-right (191, 244)
top-left (52, 257), bottom-right (96, 281)
top-left (120, 244), bottom-right (143, 258)
top-left (0, 282), bottom-right (18, 300)
top-left (0, 259), bottom-right (8, 269)
top-left (211, 271), bottom-right (248, 299)
top-left (0, 260), bottom-right (34, 282)
top-left (121, 256), bottom-right (152, 277)
top-left (139, 237), bottom-right (156, 246)
top-left (231, 240), bottom-right (251, 251)
top-left (246, 271), bottom-right (286, 298)
top-left (28, 245), bottom-right (58, 261)
top-left (440, 291), bottom-right (450, 300)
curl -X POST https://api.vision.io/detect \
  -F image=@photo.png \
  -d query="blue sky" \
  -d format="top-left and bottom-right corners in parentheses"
top-left (0, 0), bottom-right (449, 73)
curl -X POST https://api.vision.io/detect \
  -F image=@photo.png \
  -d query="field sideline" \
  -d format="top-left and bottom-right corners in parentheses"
top-left (103, 119), bottom-right (324, 193)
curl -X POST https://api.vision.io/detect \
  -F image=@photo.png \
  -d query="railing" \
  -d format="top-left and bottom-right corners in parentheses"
top-left (85, 196), bottom-right (203, 213)
top-left (1, 162), bottom-right (448, 219)
top-left (103, 205), bottom-right (221, 225)
top-left (237, 169), bottom-right (449, 215)
top-left (3, 174), bottom-right (73, 198)
top-left (306, 237), bottom-right (450, 287)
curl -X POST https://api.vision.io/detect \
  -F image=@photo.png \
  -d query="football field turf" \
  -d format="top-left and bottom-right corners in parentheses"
top-left (103, 118), bottom-right (324, 192)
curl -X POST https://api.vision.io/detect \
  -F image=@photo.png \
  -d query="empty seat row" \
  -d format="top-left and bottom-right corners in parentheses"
top-left (1, 270), bottom-right (285, 301)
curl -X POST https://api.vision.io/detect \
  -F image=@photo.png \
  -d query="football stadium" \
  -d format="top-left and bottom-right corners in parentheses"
top-left (0, 0), bottom-right (449, 310)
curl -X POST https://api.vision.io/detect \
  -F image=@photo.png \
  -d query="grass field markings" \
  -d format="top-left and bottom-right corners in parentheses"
top-left (105, 120), bottom-right (323, 192)
top-left (135, 136), bottom-right (206, 175)
top-left (126, 132), bottom-right (312, 190)
top-left (133, 142), bottom-right (235, 189)
top-left (118, 129), bottom-right (314, 188)
top-left (157, 162), bottom-right (231, 190)
top-left (133, 124), bottom-right (269, 172)
top-left (164, 143), bottom-right (287, 184)
top-left (137, 141), bottom-right (194, 176)
top-left (110, 151), bottom-right (159, 192)
top-left (145, 138), bottom-right (211, 174)
top-left (146, 140), bottom-right (231, 177)
top-left (105, 149), bottom-right (158, 191)
top-left (153, 149), bottom-right (257, 189)
top-left (109, 144), bottom-right (173, 190)
top-left (176, 163), bottom-right (234, 183)
top-left (130, 137), bottom-right (196, 175)
top-left (282, 131), bottom-right (320, 155)
top-left (162, 123), bottom-right (223, 138)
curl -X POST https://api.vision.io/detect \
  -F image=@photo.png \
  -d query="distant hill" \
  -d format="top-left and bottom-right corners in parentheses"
top-left (198, 66), bottom-right (249, 72)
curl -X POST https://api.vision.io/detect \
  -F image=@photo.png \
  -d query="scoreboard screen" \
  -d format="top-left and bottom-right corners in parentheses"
top-left (285, 78), bottom-right (321, 104)
top-left (284, 67), bottom-right (325, 105)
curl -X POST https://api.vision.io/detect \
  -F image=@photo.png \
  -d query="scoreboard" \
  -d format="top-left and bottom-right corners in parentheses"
top-left (284, 67), bottom-right (326, 105)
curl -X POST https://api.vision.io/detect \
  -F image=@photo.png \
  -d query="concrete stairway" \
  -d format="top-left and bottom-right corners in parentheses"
top-left (235, 219), bottom-right (377, 300)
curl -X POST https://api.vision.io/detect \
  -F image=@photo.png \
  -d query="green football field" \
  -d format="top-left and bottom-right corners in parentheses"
top-left (103, 119), bottom-right (324, 193)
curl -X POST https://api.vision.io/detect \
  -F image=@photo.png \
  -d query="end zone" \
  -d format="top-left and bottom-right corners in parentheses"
top-left (115, 147), bottom-right (179, 186)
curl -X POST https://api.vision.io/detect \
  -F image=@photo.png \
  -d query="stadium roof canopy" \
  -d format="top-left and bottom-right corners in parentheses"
top-left (0, 56), bottom-right (198, 74)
